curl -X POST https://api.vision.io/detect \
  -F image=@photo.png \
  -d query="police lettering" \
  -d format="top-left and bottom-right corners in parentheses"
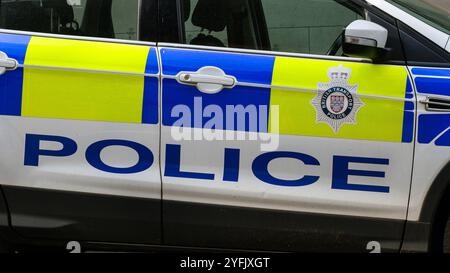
top-left (24, 134), bottom-right (390, 193)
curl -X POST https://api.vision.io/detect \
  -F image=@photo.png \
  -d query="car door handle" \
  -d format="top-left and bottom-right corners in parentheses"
top-left (0, 51), bottom-right (18, 75)
top-left (176, 66), bottom-right (236, 94)
top-left (178, 72), bottom-right (235, 86)
top-left (420, 96), bottom-right (450, 112)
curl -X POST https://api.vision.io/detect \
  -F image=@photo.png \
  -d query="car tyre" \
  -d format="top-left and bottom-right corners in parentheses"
top-left (443, 216), bottom-right (450, 253)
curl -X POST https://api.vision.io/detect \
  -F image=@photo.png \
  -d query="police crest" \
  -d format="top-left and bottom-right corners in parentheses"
top-left (311, 65), bottom-right (364, 133)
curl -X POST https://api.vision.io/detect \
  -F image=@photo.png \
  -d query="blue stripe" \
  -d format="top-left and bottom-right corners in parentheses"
top-left (405, 77), bottom-right (413, 94)
top-left (412, 68), bottom-right (450, 77)
top-left (418, 114), bottom-right (450, 144)
top-left (435, 129), bottom-right (450, 146)
top-left (415, 77), bottom-right (450, 96)
top-left (141, 77), bottom-right (159, 124)
top-left (402, 80), bottom-right (415, 143)
top-left (402, 110), bottom-right (414, 143)
top-left (405, 101), bottom-right (415, 111)
top-left (0, 33), bottom-right (30, 116)
top-left (0, 68), bottom-right (24, 116)
top-left (0, 33), bottom-right (31, 64)
top-left (160, 48), bottom-right (275, 85)
top-left (145, 47), bottom-right (159, 75)
top-left (405, 93), bottom-right (414, 99)
top-left (162, 79), bottom-right (270, 132)
top-left (141, 48), bottom-right (159, 124)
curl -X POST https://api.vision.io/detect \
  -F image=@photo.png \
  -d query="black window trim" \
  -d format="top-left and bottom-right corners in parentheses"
top-left (139, 0), bottom-right (158, 43)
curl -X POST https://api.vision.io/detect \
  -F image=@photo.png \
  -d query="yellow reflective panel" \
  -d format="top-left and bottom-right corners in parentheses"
top-left (271, 57), bottom-right (407, 97)
top-left (269, 57), bottom-right (408, 142)
top-left (22, 68), bottom-right (145, 123)
top-left (24, 36), bottom-right (149, 73)
top-left (21, 36), bottom-right (150, 123)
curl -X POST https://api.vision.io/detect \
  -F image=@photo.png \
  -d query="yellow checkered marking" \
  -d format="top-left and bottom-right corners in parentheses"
top-left (269, 57), bottom-right (408, 142)
top-left (22, 37), bottom-right (151, 123)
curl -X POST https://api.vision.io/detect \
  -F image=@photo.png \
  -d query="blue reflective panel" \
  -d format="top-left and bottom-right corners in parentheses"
top-left (402, 110), bottom-right (414, 143)
top-left (418, 114), bottom-right (450, 144)
top-left (412, 68), bottom-right (450, 78)
top-left (160, 48), bottom-right (275, 85)
top-left (435, 129), bottom-right (450, 147)
top-left (162, 79), bottom-right (270, 133)
top-left (415, 77), bottom-right (450, 96)
top-left (0, 33), bottom-right (31, 116)
top-left (142, 77), bottom-right (159, 124)
top-left (0, 33), bottom-right (31, 64)
top-left (145, 47), bottom-right (159, 75)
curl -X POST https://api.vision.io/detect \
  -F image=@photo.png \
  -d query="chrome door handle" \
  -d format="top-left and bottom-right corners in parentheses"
top-left (420, 96), bottom-right (450, 112)
top-left (0, 51), bottom-right (18, 75)
top-left (176, 66), bottom-right (236, 94)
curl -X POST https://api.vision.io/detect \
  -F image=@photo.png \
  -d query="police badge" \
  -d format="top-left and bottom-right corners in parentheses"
top-left (311, 65), bottom-right (364, 133)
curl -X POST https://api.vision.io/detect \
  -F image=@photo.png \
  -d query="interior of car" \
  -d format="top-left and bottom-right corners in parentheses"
top-left (181, 0), bottom-right (366, 55)
top-left (182, 0), bottom-right (268, 50)
top-left (0, 0), bottom-right (365, 56)
top-left (0, 0), bottom-right (115, 38)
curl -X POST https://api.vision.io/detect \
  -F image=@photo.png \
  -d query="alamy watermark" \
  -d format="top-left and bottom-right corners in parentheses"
top-left (170, 97), bottom-right (280, 151)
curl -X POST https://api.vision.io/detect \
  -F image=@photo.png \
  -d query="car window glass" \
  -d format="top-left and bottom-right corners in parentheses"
top-left (388, 0), bottom-right (450, 35)
top-left (184, 0), bottom-right (228, 47)
top-left (0, 0), bottom-right (140, 40)
top-left (182, 0), bottom-right (258, 49)
top-left (181, 0), bottom-right (364, 55)
top-left (261, 0), bottom-right (363, 54)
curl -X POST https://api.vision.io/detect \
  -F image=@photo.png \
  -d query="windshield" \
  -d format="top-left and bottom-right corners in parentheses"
top-left (389, 0), bottom-right (450, 34)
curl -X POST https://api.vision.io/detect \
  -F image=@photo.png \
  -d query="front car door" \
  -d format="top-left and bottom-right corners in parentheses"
top-left (0, 0), bottom-right (161, 249)
top-left (373, 0), bottom-right (450, 252)
top-left (160, 0), bottom-right (415, 252)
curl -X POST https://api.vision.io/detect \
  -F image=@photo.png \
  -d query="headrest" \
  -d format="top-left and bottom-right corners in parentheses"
top-left (191, 0), bottom-right (228, 32)
top-left (190, 33), bottom-right (225, 47)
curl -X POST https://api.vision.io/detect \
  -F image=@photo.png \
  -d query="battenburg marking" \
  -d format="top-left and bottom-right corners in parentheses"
top-left (311, 65), bottom-right (364, 133)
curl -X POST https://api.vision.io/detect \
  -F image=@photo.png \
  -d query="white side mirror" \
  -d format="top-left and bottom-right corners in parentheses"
top-left (345, 20), bottom-right (388, 48)
top-left (343, 20), bottom-right (390, 62)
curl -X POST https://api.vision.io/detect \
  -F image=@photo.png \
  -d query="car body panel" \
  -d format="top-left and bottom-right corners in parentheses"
top-left (0, 0), bottom-right (448, 253)
top-left (0, 32), bottom-right (162, 244)
top-left (408, 66), bottom-right (450, 221)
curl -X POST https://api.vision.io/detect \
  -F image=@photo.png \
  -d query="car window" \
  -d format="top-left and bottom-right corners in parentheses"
top-left (182, 0), bottom-right (259, 49)
top-left (388, 0), bottom-right (450, 35)
top-left (0, 0), bottom-right (140, 40)
top-left (184, 0), bottom-right (229, 47)
top-left (261, 0), bottom-right (363, 55)
top-left (181, 0), bottom-right (364, 55)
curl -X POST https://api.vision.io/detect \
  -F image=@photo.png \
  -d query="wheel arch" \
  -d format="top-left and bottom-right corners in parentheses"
top-left (402, 161), bottom-right (450, 252)
top-left (420, 161), bottom-right (450, 223)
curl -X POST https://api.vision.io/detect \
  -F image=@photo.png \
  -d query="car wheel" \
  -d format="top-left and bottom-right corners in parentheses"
top-left (444, 216), bottom-right (450, 253)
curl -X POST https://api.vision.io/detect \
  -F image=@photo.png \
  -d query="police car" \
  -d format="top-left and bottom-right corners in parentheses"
top-left (0, 0), bottom-right (448, 253)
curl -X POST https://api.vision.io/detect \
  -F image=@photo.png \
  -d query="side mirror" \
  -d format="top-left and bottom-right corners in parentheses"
top-left (342, 20), bottom-right (391, 63)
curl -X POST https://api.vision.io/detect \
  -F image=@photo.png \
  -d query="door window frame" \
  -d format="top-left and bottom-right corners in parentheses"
top-left (162, 0), bottom-right (407, 65)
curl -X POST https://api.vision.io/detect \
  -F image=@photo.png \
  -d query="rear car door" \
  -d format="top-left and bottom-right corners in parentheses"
top-left (160, 0), bottom-right (415, 252)
top-left (0, 0), bottom-right (161, 248)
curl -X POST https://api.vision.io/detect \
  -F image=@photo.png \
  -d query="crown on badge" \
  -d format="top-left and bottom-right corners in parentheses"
top-left (328, 65), bottom-right (352, 81)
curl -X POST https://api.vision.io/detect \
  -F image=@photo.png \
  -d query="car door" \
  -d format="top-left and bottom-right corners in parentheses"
top-left (392, 19), bottom-right (450, 252)
top-left (0, 0), bottom-right (161, 248)
top-left (160, 0), bottom-right (415, 252)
